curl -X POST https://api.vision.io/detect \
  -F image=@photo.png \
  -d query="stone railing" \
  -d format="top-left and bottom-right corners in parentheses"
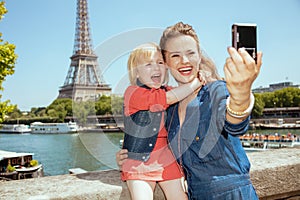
top-left (0, 148), bottom-right (299, 200)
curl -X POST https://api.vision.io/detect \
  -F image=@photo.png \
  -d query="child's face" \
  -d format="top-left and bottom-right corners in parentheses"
top-left (136, 51), bottom-right (166, 89)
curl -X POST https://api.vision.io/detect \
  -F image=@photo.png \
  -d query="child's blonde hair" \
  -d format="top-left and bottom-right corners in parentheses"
top-left (127, 42), bottom-right (169, 86)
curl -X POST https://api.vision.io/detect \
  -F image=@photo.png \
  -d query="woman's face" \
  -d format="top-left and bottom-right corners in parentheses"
top-left (164, 35), bottom-right (201, 85)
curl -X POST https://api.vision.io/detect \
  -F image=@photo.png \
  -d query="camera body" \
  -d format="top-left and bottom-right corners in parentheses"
top-left (232, 23), bottom-right (257, 62)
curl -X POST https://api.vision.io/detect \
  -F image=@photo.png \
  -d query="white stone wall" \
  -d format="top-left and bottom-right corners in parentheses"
top-left (0, 148), bottom-right (299, 200)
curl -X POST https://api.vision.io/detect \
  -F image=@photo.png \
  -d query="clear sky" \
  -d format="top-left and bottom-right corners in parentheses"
top-left (1, 0), bottom-right (300, 111)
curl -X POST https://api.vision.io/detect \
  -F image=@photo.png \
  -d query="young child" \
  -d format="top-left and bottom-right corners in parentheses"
top-left (122, 42), bottom-right (204, 200)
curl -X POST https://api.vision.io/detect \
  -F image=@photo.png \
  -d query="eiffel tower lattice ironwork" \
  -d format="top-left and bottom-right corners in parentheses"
top-left (58, 0), bottom-right (111, 101)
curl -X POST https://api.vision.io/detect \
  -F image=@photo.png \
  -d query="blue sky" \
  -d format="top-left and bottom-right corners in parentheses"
top-left (1, 0), bottom-right (300, 111)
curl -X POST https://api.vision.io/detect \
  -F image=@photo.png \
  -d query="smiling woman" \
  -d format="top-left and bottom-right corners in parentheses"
top-left (164, 36), bottom-right (201, 80)
top-left (120, 42), bottom-right (206, 200)
top-left (160, 21), bottom-right (262, 200)
top-left (117, 21), bottom-right (263, 200)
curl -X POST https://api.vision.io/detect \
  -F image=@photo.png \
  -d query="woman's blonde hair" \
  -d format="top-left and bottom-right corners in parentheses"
top-left (159, 22), bottom-right (222, 82)
top-left (127, 42), bottom-right (168, 86)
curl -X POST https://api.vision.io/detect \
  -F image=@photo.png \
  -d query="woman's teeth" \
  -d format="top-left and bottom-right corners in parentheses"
top-left (178, 67), bottom-right (192, 75)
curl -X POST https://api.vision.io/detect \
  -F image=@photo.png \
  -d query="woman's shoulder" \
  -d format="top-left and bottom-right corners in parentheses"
top-left (206, 80), bottom-right (228, 97)
top-left (207, 80), bottom-right (226, 90)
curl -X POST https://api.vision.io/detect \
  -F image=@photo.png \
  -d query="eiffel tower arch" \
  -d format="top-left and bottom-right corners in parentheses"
top-left (58, 0), bottom-right (111, 101)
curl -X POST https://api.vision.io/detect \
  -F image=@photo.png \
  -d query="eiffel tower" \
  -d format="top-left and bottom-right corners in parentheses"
top-left (58, 0), bottom-right (111, 101)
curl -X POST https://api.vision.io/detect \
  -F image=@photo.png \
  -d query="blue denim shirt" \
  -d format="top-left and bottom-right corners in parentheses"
top-left (166, 80), bottom-right (258, 199)
top-left (123, 110), bottom-right (163, 162)
top-left (122, 81), bottom-right (167, 162)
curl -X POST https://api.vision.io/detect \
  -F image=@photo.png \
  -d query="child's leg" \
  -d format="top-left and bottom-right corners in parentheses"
top-left (159, 178), bottom-right (188, 200)
top-left (126, 180), bottom-right (156, 200)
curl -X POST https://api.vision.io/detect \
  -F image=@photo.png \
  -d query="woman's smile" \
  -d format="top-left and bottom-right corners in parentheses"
top-left (178, 66), bottom-right (193, 76)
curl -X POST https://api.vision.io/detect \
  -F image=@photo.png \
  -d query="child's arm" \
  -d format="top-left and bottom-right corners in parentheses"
top-left (166, 77), bottom-right (204, 105)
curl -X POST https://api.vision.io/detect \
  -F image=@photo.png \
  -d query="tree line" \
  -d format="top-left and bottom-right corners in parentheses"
top-left (4, 87), bottom-right (300, 125)
top-left (252, 87), bottom-right (300, 117)
top-left (5, 95), bottom-right (124, 125)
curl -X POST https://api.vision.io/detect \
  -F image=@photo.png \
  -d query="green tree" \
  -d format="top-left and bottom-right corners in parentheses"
top-left (73, 100), bottom-right (95, 125)
top-left (7, 106), bottom-right (22, 119)
top-left (30, 107), bottom-right (47, 117)
top-left (0, 1), bottom-right (17, 123)
top-left (261, 92), bottom-right (276, 108)
top-left (0, 100), bottom-right (15, 123)
top-left (261, 87), bottom-right (300, 108)
top-left (280, 87), bottom-right (300, 107)
top-left (291, 88), bottom-right (300, 107)
top-left (111, 95), bottom-right (123, 115)
top-left (274, 88), bottom-right (292, 107)
top-left (95, 95), bottom-right (112, 115)
top-left (46, 98), bottom-right (73, 122)
top-left (252, 87), bottom-right (300, 118)
top-left (252, 93), bottom-right (265, 117)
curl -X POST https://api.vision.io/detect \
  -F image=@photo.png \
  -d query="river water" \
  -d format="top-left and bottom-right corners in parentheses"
top-left (0, 129), bottom-right (299, 176)
top-left (0, 132), bottom-right (123, 176)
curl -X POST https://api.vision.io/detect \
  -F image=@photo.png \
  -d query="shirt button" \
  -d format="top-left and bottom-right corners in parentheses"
top-left (142, 156), bottom-right (146, 160)
top-left (153, 128), bottom-right (157, 131)
top-left (149, 143), bottom-right (153, 147)
top-left (157, 113), bottom-right (161, 116)
top-left (195, 136), bottom-right (200, 141)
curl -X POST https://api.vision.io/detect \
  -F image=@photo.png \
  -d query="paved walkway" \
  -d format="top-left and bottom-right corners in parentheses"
top-left (0, 147), bottom-right (299, 200)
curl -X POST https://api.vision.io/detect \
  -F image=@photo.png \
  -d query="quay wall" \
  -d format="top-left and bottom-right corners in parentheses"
top-left (0, 148), bottom-right (299, 200)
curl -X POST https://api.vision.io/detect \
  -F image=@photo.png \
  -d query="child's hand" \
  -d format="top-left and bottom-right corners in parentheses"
top-left (116, 149), bottom-right (128, 170)
top-left (198, 70), bottom-right (208, 86)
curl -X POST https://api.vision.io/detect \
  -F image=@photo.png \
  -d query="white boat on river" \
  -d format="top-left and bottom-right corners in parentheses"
top-left (30, 121), bottom-right (78, 134)
top-left (0, 124), bottom-right (31, 134)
